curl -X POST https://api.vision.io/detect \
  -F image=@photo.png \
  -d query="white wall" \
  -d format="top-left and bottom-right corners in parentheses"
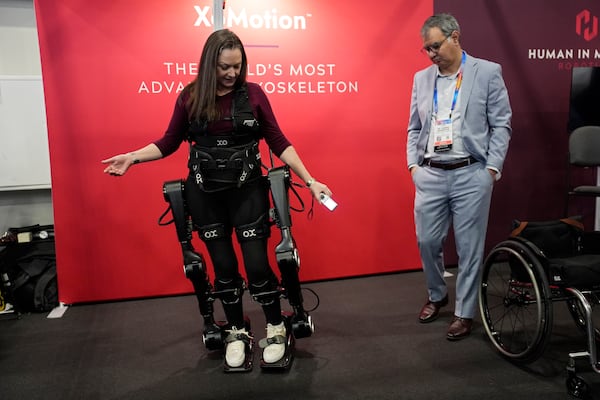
top-left (0, 0), bottom-right (53, 235)
top-left (0, 0), bottom-right (40, 74)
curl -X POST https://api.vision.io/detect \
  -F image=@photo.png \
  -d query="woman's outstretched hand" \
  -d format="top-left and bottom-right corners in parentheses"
top-left (101, 154), bottom-right (135, 176)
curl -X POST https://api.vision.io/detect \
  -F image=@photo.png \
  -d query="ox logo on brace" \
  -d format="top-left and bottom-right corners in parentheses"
top-left (576, 9), bottom-right (598, 41)
top-left (204, 230), bottom-right (219, 239)
top-left (242, 229), bottom-right (257, 238)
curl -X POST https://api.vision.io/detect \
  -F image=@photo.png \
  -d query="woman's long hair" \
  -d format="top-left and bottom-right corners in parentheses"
top-left (186, 29), bottom-right (248, 122)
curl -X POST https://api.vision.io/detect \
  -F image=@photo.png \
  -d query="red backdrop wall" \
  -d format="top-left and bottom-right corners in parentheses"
top-left (34, 0), bottom-right (432, 304)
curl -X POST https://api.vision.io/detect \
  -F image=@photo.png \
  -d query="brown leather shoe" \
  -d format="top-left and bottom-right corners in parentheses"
top-left (418, 295), bottom-right (449, 323)
top-left (446, 316), bottom-right (473, 341)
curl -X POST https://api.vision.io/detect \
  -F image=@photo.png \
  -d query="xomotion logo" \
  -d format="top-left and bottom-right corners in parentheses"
top-left (194, 4), bottom-right (312, 30)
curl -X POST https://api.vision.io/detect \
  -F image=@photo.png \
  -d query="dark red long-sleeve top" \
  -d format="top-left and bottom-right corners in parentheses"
top-left (153, 82), bottom-right (292, 158)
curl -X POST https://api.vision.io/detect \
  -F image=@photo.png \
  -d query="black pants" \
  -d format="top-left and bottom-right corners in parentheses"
top-left (185, 175), bottom-right (282, 327)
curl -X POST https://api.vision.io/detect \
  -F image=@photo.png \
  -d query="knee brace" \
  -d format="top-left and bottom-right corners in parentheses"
top-left (249, 278), bottom-right (281, 306)
top-left (235, 213), bottom-right (271, 243)
top-left (214, 277), bottom-right (245, 305)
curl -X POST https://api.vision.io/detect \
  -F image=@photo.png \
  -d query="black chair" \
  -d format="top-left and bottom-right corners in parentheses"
top-left (479, 217), bottom-right (600, 399)
top-left (565, 126), bottom-right (600, 217)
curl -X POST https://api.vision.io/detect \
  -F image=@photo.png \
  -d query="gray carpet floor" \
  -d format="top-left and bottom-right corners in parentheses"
top-left (0, 270), bottom-right (598, 400)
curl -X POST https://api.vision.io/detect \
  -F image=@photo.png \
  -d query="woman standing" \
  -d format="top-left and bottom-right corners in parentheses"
top-left (102, 29), bottom-right (330, 368)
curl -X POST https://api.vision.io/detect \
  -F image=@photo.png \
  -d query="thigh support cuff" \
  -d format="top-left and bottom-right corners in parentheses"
top-left (235, 213), bottom-right (271, 243)
top-left (197, 223), bottom-right (228, 242)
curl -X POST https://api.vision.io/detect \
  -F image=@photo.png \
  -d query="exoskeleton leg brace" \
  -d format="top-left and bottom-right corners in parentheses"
top-left (162, 167), bottom-right (313, 343)
top-left (267, 166), bottom-right (314, 338)
top-left (162, 180), bottom-right (223, 349)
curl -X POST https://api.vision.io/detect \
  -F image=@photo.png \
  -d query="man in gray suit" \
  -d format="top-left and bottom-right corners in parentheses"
top-left (407, 13), bottom-right (512, 340)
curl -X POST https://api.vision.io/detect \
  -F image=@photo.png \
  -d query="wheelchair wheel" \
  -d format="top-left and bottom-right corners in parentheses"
top-left (566, 291), bottom-right (600, 342)
top-left (479, 239), bottom-right (553, 363)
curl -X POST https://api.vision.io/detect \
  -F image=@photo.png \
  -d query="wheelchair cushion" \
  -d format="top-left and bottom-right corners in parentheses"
top-left (547, 254), bottom-right (600, 288)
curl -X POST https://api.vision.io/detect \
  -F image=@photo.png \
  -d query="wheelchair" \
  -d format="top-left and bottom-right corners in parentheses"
top-left (478, 217), bottom-right (600, 399)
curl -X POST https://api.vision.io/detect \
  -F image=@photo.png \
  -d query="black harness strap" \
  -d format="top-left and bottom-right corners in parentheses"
top-left (188, 141), bottom-right (261, 189)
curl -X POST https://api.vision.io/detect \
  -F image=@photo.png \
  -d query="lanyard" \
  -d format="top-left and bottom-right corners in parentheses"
top-left (433, 51), bottom-right (466, 119)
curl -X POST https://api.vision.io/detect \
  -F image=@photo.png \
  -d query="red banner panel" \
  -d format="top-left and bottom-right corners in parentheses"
top-left (35, 0), bottom-right (431, 303)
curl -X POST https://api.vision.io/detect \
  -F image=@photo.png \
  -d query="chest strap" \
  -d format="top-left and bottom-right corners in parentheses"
top-left (192, 134), bottom-right (255, 148)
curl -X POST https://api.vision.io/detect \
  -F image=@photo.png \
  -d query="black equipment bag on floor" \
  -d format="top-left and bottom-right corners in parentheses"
top-left (510, 217), bottom-right (600, 288)
top-left (0, 225), bottom-right (58, 312)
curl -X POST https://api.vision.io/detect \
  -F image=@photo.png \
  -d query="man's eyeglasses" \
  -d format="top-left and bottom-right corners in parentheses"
top-left (421, 36), bottom-right (449, 55)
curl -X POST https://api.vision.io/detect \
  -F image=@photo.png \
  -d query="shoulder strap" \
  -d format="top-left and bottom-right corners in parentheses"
top-left (559, 217), bottom-right (584, 231)
top-left (510, 221), bottom-right (528, 237)
top-left (510, 218), bottom-right (584, 238)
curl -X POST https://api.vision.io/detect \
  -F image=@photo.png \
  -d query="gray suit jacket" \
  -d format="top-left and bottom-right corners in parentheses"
top-left (406, 53), bottom-right (512, 174)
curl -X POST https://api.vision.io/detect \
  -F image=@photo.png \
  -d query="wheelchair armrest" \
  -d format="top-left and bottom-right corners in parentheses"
top-left (582, 231), bottom-right (600, 254)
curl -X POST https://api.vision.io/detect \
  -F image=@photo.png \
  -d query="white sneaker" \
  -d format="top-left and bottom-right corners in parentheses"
top-left (225, 327), bottom-right (250, 368)
top-left (262, 322), bottom-right (286, 364)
